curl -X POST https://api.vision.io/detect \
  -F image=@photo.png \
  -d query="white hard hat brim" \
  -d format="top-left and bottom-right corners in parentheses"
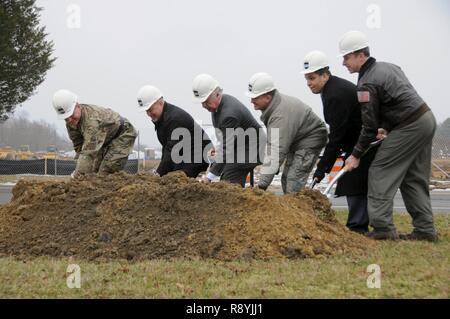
top-left (301, 65), bottom-right (329, 74)
top-left (57, 104), bottom-right (76, 120)
top-left (245, 91), bottom-right (258, 99)
top-left (245, 87), bottom-right (275, 99)
top-left (337, 50), bottom-right (352, 57)
top-left (138, 104), bottom-right (151, 112)
top-left (192, 95), bottom-right (209, 103)
top-left (337, 45), bottom-right (369, 57)
top-left (192, 88), bottom-right (216, 103)
top-left (245, 91), bottom-right (265, 99)
top-left (137, 96), bottom-right (162, 112)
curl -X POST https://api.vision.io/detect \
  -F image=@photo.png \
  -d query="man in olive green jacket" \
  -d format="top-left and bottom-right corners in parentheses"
top-left (246, 73), bottom-right (327, 193)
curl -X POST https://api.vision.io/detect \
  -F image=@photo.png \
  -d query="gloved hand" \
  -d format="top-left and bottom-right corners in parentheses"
top-left (70, 170), bottom-right (81, 180)
top-left (199, 175), bottom-right (211, 184)
top-left (312, 170), bottom-right (325, 183)
top-left (256, 183), bottom-right (268, 191)
top-left (207, 172), bottom-right (219, 182)
top-left (198, 172), bottom-right (219, 184)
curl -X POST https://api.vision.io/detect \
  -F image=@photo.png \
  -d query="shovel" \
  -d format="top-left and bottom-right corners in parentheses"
top-left (311, 139), bottom-right (383, 196)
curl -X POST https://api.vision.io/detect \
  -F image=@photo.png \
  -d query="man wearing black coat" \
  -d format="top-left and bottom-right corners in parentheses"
top-left (302, 51), bottom-right (377, 233)
top-left (137, 85), bottom-right (212, 177)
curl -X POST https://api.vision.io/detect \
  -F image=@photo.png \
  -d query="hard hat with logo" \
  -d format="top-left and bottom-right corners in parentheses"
top-left (301, 51), bottom-right (329, 74)
top-left (136, 85), bottom-right (163, 112)
top-left (52, 89), bottom-right (78, 120)
top-left (245, 72), bottom-right (276, 98)
top-left (192, 74), bottom-right (220, 103)
top-left (338, 30), bottom-right (369, 56)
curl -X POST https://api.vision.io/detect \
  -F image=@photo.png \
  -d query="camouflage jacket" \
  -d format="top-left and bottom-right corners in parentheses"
top-left (66, 104), bottom-right (124, 174)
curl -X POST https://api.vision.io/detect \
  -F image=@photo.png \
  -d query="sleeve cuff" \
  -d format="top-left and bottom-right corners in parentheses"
top-left (351, 148), bottom-right (363, 159)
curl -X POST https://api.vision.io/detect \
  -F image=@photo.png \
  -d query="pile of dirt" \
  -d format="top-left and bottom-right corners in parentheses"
top-left (0, 172), bottom-right (375, 261)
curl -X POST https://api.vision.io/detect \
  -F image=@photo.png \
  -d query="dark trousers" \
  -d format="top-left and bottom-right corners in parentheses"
top-left (221, 163), bottom-right (257, 187)
top-left (346, 195), bottom-right (369, 232)
top-left (181, 162), bottom-right (209, 178)
top-left (368, 111), bottom-right (436, 234)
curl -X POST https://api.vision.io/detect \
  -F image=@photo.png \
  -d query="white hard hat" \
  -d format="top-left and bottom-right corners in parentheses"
top-left (192, 74), bottom-right (220, 103)
top-left (136, 85), bottom-right (163, 112)
top-left (52, 89), bottom-right (78, 120)
top-left (338, 30), bottom-right (369, 56)
top-left (301, 51), bottom-right (329, 74)
top-left (245, 72), bottom-right (276, 98)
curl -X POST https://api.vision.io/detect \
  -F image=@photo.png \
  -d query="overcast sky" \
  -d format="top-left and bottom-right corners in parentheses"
top-left (13, 0), bottom-right (450, 147)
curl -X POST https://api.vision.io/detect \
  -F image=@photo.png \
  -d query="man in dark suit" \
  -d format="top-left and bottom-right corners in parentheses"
top-left (192, 74), bottom-right (265, 187)
top-left (136, 85), bottom-right (212, 177)
top-left (302, 51), bottom-right (377, 233)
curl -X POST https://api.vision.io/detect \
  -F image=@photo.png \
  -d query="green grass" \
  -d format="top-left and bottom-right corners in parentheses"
top-left (0, 212), bottom-right (448, 298)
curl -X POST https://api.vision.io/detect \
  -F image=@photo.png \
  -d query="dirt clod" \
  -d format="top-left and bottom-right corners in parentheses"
top-left (0, 171), bottom-right (375, 261)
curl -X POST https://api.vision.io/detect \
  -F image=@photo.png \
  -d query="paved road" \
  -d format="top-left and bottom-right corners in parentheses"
top-left (1, 184), bottom-right (449, 212)
top-left (328, 190), bottom-right (450, 213)
top-left (0, 185), bottom-right (13, 205)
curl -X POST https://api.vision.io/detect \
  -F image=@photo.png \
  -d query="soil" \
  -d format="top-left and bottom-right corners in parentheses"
top-left (0, 171), bottom-right (375, 261)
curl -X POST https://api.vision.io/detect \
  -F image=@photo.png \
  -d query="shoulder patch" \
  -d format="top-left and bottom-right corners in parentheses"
top-left (357, 91), bottom-right (370, 103)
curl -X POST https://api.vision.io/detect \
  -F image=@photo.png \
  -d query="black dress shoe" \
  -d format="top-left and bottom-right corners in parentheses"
top-left (349, 228), bottom-right (369, 235)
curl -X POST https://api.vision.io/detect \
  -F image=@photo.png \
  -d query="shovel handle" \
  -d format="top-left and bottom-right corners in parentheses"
top-left (323, 165), bottom-right (350, 196)
top-left (319, 139), bottom-right (382, 196)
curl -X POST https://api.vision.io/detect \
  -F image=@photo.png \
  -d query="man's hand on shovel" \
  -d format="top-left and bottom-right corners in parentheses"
top-left (345, 139), bottom-right (384, 172)
top-left (345, 155), bottom-right (360, 172)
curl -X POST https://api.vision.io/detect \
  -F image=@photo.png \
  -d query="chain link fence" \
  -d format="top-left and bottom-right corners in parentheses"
top-left (0, 158), bottom-right (138, 176)
top-left (0, 133), bottom-right (448, 180)
top-left (431, 134), bottom-right (450, 180)
top-left (432, 134), bottom-right (450, 159)
top-left (0, 129), bottom-right (142, 176)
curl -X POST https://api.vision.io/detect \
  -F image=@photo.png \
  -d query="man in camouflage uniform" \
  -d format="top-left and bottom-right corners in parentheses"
top-left (52, 89), bottom-right (137, 177)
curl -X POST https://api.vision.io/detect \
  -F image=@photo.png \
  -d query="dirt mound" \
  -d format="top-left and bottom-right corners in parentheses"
top-left (0, 172), bottom-right (375, 261)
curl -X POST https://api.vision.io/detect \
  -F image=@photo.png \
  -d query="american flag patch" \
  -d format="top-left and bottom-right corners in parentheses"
top-left (357, 91), bottom-right (370, 103)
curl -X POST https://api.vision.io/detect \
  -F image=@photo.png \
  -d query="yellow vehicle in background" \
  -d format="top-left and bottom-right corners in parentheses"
top-left (0, 146), bottom-right (16, 160)
top-left (15, 145), bottom-right (36, 160)
top-left (43, 145), bottom-right (58, 160)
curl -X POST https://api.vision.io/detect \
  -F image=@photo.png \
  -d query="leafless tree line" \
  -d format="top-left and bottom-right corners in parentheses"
top-left (0, 115), bottom-right (71, 151)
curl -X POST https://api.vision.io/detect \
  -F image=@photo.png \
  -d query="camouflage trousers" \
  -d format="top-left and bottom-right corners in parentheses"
top-left (94, 122), bottom-right (137, 174)
top-left (281, 148), bottom-right (320, 194)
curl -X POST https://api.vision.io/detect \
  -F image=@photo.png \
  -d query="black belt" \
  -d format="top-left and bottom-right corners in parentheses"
top-left (113, 117), bottom-right (125, 140)
top-left (395, 103), bottom-right (430, 130)
top-left (106, 117), bottom-right (125, 147)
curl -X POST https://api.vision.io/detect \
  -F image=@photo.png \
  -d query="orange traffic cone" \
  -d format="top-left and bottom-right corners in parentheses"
top-left (328, 157), bottom-right (345, 183)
